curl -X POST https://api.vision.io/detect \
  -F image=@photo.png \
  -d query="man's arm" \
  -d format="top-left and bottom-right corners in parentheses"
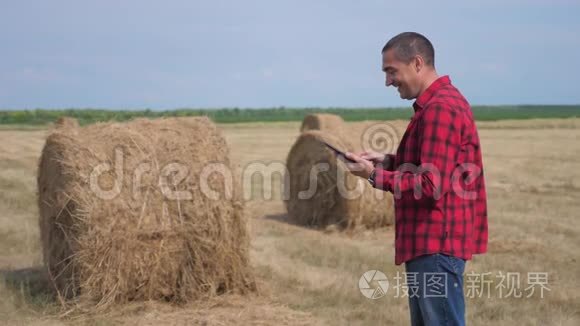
top-left (373, 104), bottom-right (461, 198)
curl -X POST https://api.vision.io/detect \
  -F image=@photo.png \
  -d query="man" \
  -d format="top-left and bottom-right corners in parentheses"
top-left (345, 32), bottom-right (488, 326)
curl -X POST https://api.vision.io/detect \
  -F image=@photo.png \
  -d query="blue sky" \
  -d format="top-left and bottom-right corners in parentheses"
top-left (1, 0), bottom-right (579, 109)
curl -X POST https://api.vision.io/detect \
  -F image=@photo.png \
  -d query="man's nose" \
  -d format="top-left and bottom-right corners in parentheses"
top-left (385, 74), bottom-right (394, 87)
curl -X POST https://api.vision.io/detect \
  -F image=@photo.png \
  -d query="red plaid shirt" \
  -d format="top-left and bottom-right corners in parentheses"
top-left (374, 76), bottom-right (488, 265)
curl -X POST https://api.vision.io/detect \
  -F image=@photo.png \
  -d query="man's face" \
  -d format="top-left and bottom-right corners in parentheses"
top-left (382, 49), bottom-right (420, 100)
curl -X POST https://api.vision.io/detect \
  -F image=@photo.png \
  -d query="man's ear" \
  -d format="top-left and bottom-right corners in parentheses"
top-left (414, 55), bottom-right (424, 73)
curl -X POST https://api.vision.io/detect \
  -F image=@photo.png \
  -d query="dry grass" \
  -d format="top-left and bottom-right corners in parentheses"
top-left (37, 117), bottom-right (255, 309)
top-left (1, 118), bottom-right (579, 325)
top-left (285, 129), bottom-right (394, 229)
top-left (299, 113), bottom-right (346, 133)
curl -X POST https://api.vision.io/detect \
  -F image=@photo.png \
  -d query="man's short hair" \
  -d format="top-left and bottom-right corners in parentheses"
top-left (382, 32), bottom-right (435, 67)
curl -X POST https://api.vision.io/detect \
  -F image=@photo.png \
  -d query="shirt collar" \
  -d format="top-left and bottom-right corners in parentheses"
top-left (413, 75), bottom-right (451, 113)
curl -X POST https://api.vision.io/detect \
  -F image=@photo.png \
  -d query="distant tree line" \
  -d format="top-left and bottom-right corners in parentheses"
top-left (0, 105), bottom-right (578, 125)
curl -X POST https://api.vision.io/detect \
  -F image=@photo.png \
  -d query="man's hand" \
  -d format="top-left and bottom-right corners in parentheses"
top-left (343, 152), bottom-right (375, 179)
top-left (357, 151), bottom-right (394, 171)
top-left (358, 151), bottom-right (386, 166)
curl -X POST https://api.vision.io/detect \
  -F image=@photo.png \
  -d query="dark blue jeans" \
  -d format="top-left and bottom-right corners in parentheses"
top-left (404, 253), bottom-right (466, 326)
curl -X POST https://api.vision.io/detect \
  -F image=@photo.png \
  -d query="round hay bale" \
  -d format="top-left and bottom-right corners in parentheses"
top-left (300, 113), bottom-right (345, 133)
top-left (55, 117), bottom-right (79, 129)
top-left (284, 130), bottom-right (393, 229)
top-left (37, 117), bottom-right (255, 308)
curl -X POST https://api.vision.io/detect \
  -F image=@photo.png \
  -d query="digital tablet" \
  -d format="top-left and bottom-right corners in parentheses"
top-left (323, 141), bottom-right (357, 163)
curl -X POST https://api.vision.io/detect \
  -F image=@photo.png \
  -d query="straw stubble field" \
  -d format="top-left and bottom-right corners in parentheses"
top-left (0, 118), bottom-right (579, 325)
